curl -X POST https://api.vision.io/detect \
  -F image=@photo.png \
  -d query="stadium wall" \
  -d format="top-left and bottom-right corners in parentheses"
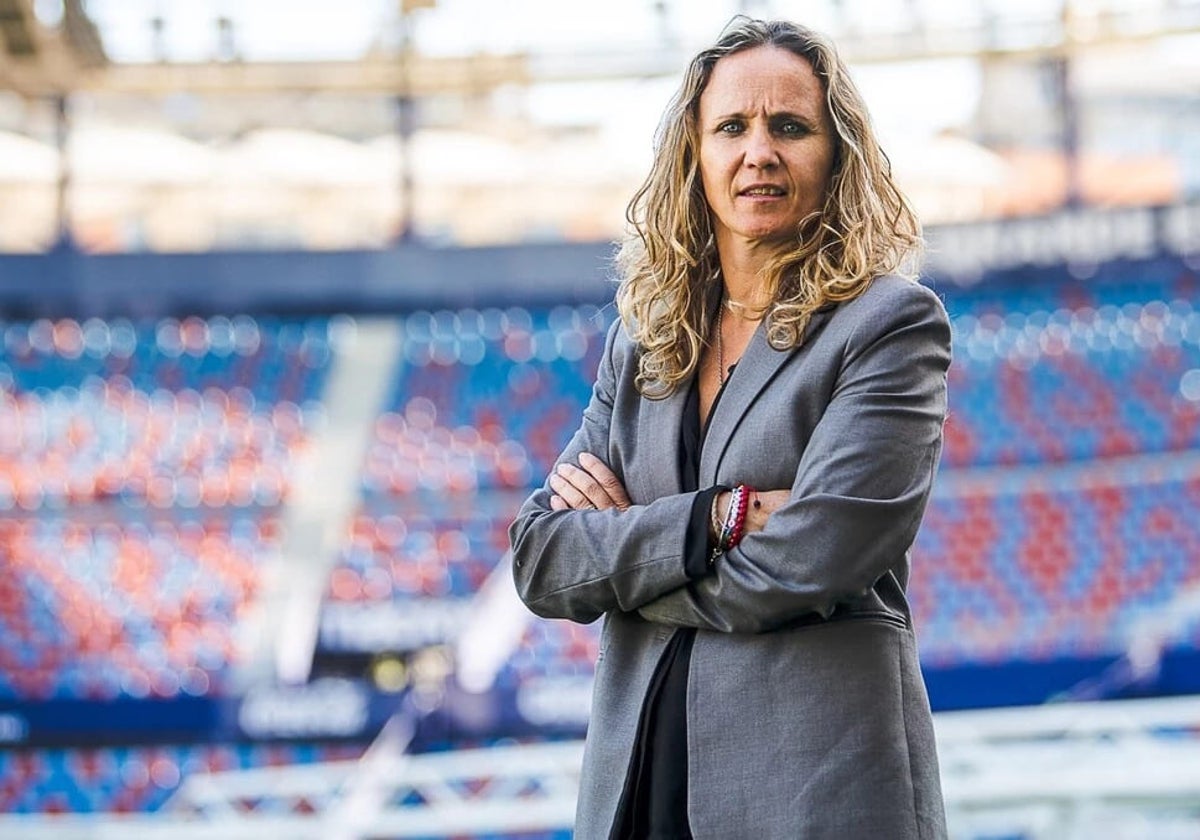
top-left (0, 201), bottom-right (1196, 318)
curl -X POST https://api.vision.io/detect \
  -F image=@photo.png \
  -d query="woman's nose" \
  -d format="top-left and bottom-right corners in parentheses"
top-left (742, 127), bottom-right (779, 169)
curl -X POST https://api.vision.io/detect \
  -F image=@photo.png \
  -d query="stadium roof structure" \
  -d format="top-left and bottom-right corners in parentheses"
top-left (0, 1), bottom-right (1195, 249)
top-left (58, 2), bottom-right (1200, 97)
top-left (0, 0), bottom-right (104, 96)
top-left (1, 1), bottom-right (1197, 99)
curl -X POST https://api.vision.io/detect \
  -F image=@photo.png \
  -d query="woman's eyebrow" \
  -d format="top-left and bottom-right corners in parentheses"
top-left (709, 108), bottom-right (819, 123)
top-left (771, 110), bottom-right (818, 124)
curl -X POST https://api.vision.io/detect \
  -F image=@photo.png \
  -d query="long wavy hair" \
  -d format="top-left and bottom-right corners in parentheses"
top-left (615, 17), bottom-right (922, 397)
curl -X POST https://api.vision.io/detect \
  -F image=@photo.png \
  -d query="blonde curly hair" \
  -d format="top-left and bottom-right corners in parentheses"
top-left (616, 17), bottom-right (922, 397)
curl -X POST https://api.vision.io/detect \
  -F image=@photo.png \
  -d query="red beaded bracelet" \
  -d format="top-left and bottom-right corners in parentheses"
top-left (709, 483), bottom-right (754, 566)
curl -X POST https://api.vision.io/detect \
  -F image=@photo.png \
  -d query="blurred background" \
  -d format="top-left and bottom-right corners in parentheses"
top-left (0, 0), bottom-right (1198, 837)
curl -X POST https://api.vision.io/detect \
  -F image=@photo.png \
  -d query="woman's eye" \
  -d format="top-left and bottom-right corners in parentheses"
top-left (778, 121), bottom-right (805, 135)
top-left (717, 121), bottom-right (743, 134)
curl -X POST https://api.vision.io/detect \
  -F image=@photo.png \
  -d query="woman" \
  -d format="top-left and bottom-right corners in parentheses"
top-left (510, 17), bottom-right (950, 840)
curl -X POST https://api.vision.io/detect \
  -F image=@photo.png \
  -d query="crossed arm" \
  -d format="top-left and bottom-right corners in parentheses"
top-left (548, 452), bottom-right (787, 533)
top-left (510, 283), bottom-right (951, 633)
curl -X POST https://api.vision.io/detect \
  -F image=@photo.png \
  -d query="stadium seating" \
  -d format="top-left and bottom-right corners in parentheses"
top-left (494, 617), bottom-right (602, 688)
top-left (318, 259), bottom-right (1200, 692)
top-left (913, 468), bottom-right (1200, 666)
top-left (327, 506), bottom-right (508, 603)
top-left (364, 304), bottom-right (612, 493)
top-left (0, 741), bottom-right (363, 813)
top-left (942, 297), bottom-right (1200, 467)
top-left (0, 514), bottom-right (277, 700)
top-left (0, 316), bottom-right (335, 700)
top-left (316, 304), bottom-right (615, 653)
top-left (6, 255), bottom-right (1200, 812)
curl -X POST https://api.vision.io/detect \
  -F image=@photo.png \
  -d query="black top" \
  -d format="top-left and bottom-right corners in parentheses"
top-left (611, 373), bottom-right (728, 840)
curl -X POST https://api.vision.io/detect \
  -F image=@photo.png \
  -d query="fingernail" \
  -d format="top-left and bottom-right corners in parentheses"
top-left (579, 452), bottom-right (595, 463)
top-left (556, 464), bottom-right (572, 475)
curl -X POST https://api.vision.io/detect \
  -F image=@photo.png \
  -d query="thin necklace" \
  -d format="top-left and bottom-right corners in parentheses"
top-left (724, 297), bottom-right (751, 313)
top-left (717, 293), bottom-right (767, 384)
top-left (716, 300), bottom-right (727, 386)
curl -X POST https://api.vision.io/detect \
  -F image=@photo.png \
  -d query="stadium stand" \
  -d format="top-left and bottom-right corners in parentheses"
top-left (3, 245), bottom-right (1200, 820)
top-left (0, 514), bottom-right (276, 700)
top-left (911, 256), bottom-right (1200, 684)
top-left (914, 468), bottom-right (1200, 666)
top-left (310, 251), bottom-right (1200, 718)
top-left (0, 741), bottom-right (364, 814)
top-left (313, 305), bottom-right (615, 671)
top-left (369, 304), bottom-right (611, 489)
top-left (942, 261), bottom-right (1200, 468)
top-left (0, 314), bottom-right (360, 814)
top-left (0, 315), bottom-right (335, 702)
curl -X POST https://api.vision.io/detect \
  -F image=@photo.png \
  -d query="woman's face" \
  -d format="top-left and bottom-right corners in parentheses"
top-left (697, 46), bottom-right (837, 254)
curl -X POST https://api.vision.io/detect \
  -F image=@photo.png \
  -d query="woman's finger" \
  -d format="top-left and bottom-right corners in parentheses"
top-left (549, 471), bottom-right (601, 510)
top-left (553, 463), bottom-right (609, 509)
top-left (578, 452), bottom-right (631, 510)
top-left (549, 494), bottom-right (568, 511)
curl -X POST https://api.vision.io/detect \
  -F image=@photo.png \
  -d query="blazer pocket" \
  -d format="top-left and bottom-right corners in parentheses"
top-left (833, 609), bottom-right (911, 632)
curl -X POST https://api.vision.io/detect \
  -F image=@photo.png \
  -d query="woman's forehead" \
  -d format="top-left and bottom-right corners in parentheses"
top-left (699, 47), bottom-right (825, 119)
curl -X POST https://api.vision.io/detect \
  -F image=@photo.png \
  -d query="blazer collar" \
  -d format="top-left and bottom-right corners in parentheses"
top-left (699, 304), bottom-right (836, 486)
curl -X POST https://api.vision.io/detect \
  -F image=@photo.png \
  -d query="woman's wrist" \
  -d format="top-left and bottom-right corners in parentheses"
top-left (709, 483), bottom-right (753, 566)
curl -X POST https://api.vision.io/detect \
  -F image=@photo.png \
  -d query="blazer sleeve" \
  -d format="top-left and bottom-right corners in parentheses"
top-left (636, 281), bottom-right (951, 633)
top-left (509, 319), bottom-right (702, 625)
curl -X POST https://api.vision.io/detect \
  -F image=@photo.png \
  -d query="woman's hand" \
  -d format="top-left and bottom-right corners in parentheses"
top-left (713, 487), bottom-right (789, 538)
top-left (549, 452), bottom-right (632, 512)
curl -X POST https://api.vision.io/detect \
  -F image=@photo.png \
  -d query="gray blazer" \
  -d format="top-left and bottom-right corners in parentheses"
top-left (510, 275), bottom-right (951, 839)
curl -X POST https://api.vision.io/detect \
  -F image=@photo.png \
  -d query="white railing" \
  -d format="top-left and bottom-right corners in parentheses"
top-left (3, 696), bottom-right (1200, 839)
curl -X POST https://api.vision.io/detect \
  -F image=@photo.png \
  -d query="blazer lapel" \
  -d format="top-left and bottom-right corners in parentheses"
top-left (633, 379), bottom-right (688, 500)
top-left (699, 306), bottom-right (836, 486)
